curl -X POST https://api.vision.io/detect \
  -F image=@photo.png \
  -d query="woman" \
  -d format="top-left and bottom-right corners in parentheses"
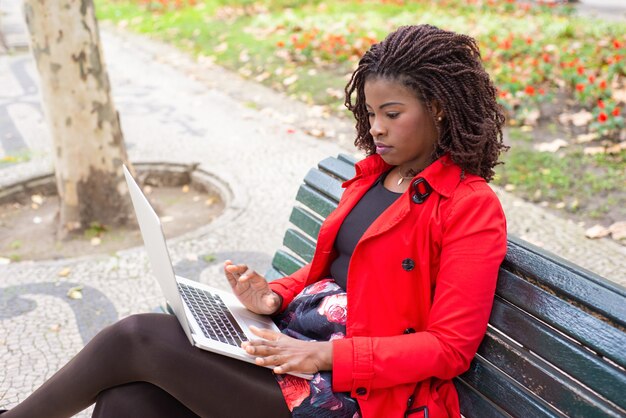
top-left (2, 24), bottom-right (507, 418)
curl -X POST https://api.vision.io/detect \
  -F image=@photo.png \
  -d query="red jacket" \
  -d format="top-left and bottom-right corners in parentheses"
top-left (269, 154), bottom-right (507, 418)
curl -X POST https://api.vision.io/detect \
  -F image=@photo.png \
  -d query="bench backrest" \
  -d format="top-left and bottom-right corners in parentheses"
top-left (266, 155), bottom-right (626, 418)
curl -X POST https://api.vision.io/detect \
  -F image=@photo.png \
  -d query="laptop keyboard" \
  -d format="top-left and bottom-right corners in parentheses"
top-left (178, 283), bottom-right (249, 347)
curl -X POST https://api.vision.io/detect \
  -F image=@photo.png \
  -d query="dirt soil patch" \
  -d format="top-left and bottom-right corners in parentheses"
top-left (0, 184), bottom-right (224, 262)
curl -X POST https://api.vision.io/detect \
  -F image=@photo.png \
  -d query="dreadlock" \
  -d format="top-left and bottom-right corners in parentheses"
top-left (345, 24), bottom-right (507, 182)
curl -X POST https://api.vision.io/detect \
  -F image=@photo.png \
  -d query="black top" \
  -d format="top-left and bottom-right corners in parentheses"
top-left (330, 172), bottom-right (401, 290)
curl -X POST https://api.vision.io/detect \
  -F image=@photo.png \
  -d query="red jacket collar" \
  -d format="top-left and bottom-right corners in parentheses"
top-left (351, 153), bottom-right (466, 198)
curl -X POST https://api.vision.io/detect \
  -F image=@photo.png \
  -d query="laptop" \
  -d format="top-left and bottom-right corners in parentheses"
top-left (122, 164), bottom-right (313, 380)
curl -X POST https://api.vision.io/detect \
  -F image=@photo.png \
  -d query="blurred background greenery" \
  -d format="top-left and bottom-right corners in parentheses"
top-left (96, 0), bottom-right (625, 233)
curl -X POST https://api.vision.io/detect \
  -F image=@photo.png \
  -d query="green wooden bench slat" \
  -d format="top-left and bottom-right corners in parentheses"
top-left (295, 184), bottom-right (338, 218)
top-left (289, 206), bottom-right (323, 240)
top-left (318, 156), bottom-right (356, 181)
top-left (459, 356), bottom-right (564, 418)
top-left (283, 228), bottom-right (316, 263)
top-left (303, 168), bottom-right (344, 202)
top-left (497, 269), bottom-right (625, 368)
top-left (454, 378), bottom-right (513, 418)
top-left (475, 332), bottom-right (624, 418)
top-left (489, 297), bottom-right (626, 410)
top-left (337, 153), bottom-right (358, 165)
top-left (271, 250), bottom-right (306, 276)
top-left (504, 236), bottom-right (626, 328)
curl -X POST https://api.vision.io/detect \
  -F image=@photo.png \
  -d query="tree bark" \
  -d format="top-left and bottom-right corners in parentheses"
top-left (23, 0), bottom-right (135, 238)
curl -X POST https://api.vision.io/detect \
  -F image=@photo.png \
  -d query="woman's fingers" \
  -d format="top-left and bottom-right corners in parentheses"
top-left (254, 354), bottom-right (284, 367)
top-left (244, 341), bottom-right (279, 356)
top-left (224, 262), bottom-right (254, 290)
top-left (243, 327), bottom-right (281, 355)
top-left (249, 325), bottom-right (281, 340)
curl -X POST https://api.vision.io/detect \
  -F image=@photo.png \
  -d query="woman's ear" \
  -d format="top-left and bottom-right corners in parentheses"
top-left (431, 100), bottom-right (444, 121)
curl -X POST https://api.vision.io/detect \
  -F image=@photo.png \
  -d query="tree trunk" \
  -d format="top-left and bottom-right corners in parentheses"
top-left (23, 0), bottom-right (135, 238)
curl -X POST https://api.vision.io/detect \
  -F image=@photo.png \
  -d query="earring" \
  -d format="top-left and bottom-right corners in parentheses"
top-left (437, 116), bottom-right (442, 122)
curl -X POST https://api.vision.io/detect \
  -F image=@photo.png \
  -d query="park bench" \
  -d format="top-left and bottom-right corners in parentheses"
top-left (263, 154), bottom-right (626, 418)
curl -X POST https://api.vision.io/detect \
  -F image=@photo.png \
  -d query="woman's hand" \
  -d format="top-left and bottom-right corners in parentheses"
top-left (224, 260), bottom-right (282, 315)
top-left (242, 326), bottom-right (333, 375)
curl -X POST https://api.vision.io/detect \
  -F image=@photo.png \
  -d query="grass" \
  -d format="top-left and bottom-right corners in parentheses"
top-left (0, 152), bottom-right (31, 167)
top-left (494, 144), bottom-right (625, 219)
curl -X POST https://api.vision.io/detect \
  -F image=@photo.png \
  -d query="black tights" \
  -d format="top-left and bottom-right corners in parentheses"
top-left (4, 313), bottom-right (290, 418)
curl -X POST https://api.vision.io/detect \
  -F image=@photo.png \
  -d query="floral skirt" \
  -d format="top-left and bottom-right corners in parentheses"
top-left (273, 278), bottom-right (361, 418)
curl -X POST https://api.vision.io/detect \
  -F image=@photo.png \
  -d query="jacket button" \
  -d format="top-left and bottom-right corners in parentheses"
top-left (402, 258), bottom-right (415, 271)
top-left (356, 387), bottom-right (367, 396)
top-left (404, 328), bottom-right (416, 334)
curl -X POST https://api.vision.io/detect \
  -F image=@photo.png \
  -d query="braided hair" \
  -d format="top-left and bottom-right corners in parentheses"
top-left (345, 24), bottom-right (507, 182)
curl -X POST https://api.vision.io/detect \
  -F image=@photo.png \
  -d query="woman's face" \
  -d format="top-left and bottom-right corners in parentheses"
top-left (364, 77), bottom-right (439, 172)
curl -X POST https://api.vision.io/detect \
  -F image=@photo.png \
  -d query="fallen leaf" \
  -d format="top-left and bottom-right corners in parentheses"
top-left (238, 67), bottom-right (252, 78)
top-left (254, 72), bottom-right (270, 82)
top-left (0, 257), bottom-right (10, 265)
top-left (58, 267), bottom-right (71, 277)
top-left (31, 194), bottom-right (44, 205)
top-left (606, 143), bottom-right (624, 154)
top-left (583, 146), bottom-right (605, 155)
top-left (504, 184), bottom-right (516, 192)
top-left (307, 128), bottom-right (325, 138)
top-left (585, 224), bottom-right (610, 239)
top-left (33, 216), bottom-right (42, 224)
top-left (555, 202), bottom-right (566, 209)
top-left (534, 138), bottom-right (568, 152)
top-left (609, 221), bottom-right (626, 240)
top-left (325, 88), bottom-right (343, 99)
top-left (49, 324), bottom-right (61, 332)
top-left (90, 237), bottom-right (101, 246)
top-left (239, 50), bottom-right (250, 63)
top-left (182, 185), bottom-right (190, 193)
top-left (161, 216), bottom-right (174, 223)
top-left (67, 286), bottom-right (83, 300)
top-left (283, 75), bottom-right (298, 86)
top-left (575, 133), bottom-right (599, 143)
top-left (215, 42), bottom-right (228, 53)
top-left (612, 88), bottom-right (626, 102)
top-left (557, 113), bottom-right (571, 125)
top-left (570, 110), bottom-right (593, 127)
top-left (144, 185), bottom-right (153, 195)
top-left (192, 196), bottom-right (201, 202)
top-left (205, 196), bottom-right (218, 206)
